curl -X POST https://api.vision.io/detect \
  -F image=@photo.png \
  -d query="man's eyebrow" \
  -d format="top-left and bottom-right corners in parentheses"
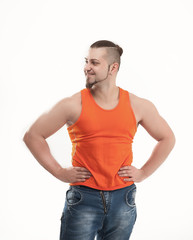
top-left (85, 57), bottom-right (100, 62)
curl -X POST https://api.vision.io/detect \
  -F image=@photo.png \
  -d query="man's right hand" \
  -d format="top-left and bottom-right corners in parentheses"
top-left (55, 166), bottom-right (92, 183)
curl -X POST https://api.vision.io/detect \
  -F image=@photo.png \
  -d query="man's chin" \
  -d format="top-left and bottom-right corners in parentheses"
top-left (86, 79), bottom-right (97, 89)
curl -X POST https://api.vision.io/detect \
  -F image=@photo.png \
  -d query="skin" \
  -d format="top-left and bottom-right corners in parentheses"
top-left (23, 47), bottom-right (176, 184)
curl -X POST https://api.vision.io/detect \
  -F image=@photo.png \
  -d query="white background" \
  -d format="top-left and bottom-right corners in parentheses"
top-left (0, 0), bottom-right (193, 239)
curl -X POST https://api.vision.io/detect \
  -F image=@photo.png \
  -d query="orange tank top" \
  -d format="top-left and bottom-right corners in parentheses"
top-left (67, 86), bottom-right (137, 190)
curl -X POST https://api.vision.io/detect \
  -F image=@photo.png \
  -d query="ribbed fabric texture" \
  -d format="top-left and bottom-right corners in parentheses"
top-left (67, 86), bottom-right (137, 190)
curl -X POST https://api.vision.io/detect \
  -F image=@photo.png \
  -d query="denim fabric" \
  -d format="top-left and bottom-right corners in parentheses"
top-left (59, 184), bottom-right (137, 240)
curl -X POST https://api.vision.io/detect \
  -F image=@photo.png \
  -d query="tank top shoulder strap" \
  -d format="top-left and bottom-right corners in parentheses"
top-left (81, 88), bottom-right (91, 107)
top-left (122, 89), bottom-right (137, 129)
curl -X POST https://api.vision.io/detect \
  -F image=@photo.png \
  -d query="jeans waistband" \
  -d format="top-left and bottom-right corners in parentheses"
top-left (71, 184), bottom-right (135, 192)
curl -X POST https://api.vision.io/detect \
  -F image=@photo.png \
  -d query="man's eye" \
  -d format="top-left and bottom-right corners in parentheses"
top-left (85, 61), bottom-right (98, 65)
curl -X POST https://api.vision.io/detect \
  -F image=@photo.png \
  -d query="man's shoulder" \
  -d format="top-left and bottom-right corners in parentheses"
top-left (62, 88), bottom-right (87, 112)
top-left (68, 89), bottom-right (84, 104)
top-left (125, 90), bottom-right (157, 124)
top-left (126, 90), bottom-right (153, 107)
top-left (126, 91), bottom-right (142, 106)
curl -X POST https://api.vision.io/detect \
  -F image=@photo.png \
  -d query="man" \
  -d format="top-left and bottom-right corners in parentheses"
top-left (23, 40), bottom-right (175, 240)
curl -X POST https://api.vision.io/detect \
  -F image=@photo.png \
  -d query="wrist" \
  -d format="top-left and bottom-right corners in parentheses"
top-left (53, 166), bottom-right (65, 178)
top-left (140, 168), bottom-right (148, 181)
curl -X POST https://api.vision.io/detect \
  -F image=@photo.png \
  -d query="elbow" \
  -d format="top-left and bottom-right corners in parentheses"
top-left (172, 134), bottom-right (176, 148)
top-left (160, 131), bottom-right (176, 148)
top-left (23, 131), bottom-right (34, 143)
top-left (172, 133), bottom-right (176, 144)
top-left (170, 130), bottom-right (176, 145)
top-left (23, 131), bottom-right (30, 143)
top-left (23, 131), bottom-right (43, 143)
top-left (166, 132), bottom-right (176, 149)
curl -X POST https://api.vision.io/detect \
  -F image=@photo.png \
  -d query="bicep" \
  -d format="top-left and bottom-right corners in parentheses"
top-left (139, 99), bottom-right (174, 141)
top-left (26, 97), bottom-right (71, 139)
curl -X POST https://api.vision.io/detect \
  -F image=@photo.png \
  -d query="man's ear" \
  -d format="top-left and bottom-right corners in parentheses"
top-left (112, 63), bottom-right (119, 72)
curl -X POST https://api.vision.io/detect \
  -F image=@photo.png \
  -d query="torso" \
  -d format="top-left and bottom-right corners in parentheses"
top-left (66, 89), bottom-right (141, 129)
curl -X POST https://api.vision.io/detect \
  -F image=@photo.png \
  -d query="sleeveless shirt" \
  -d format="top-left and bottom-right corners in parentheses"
top-left (67, 86), bottom-right (137, 190)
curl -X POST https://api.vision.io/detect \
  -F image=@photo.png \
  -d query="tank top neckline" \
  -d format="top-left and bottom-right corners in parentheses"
top-left (87, 86), bottom-right (122, 112)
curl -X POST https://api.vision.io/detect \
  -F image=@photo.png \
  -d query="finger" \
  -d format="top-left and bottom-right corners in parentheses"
top-left (124, 177), bottom-right (134, 182)
top-left (77, 173), bottom-right (92, 178)
top-left (76, 167), bottom-right (91, 174)
top-left (77, 176), bottom-right (89, 181)
top-left (118, 173), bottom-right (129, 177)
top-left (85, 173), bottom-right (92, 177)
top-left (82, 168), bottom-right (92, 174)
top-left (79, 171), bottom-right (92, 175)
top-left (82, 176), bottom-right (91, 180)
top-left (77, 167), bottom-right (89, 171)
top-left (119, 170), bottom-right (132, 177)
top-left (76, 178), bottom-right (86, 182)
top-left (118, 169), bottom-right (129, 174)
top-left (120, 166), bottom-right (130, 170)
top-left (75, 167), bottom-right (86, 170)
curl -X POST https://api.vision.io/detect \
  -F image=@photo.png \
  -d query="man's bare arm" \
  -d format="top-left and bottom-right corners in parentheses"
top-left (139, 99), bottom-right (175, 179)
top-left (118, 98), bottom-right (176, 182)
top-left (23, 96), bottom-right (92, 183)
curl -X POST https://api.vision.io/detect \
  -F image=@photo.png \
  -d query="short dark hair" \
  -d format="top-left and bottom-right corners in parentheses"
top-left (90, 40), bottom-right (123, 71)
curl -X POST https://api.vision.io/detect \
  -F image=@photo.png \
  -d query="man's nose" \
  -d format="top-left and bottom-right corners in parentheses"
top-left (84, 62), bottom-right (92, 71)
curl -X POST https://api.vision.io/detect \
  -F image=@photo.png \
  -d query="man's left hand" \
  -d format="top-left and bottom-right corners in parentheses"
top-left (118, 165), bottom-right (146, 183)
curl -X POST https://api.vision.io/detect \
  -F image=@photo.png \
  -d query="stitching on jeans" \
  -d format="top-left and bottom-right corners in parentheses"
top-left (125, 186), bottom-right (136, 208)
top-left (66, 189), bottom-right (83, 206)
top-left (107, 191), bottom-right (112, 213)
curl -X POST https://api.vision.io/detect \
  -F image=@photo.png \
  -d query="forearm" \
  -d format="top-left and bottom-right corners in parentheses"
top-left (23, 132), bottom-right (62, 178)
top-left (141, 136), bottom-right (176, 179)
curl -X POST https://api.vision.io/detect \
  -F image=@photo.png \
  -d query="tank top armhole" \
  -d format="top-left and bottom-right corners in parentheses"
top-left (126, 91), bottom-right (138, 132)
top-left (66, 89), bottom-right (85, 130)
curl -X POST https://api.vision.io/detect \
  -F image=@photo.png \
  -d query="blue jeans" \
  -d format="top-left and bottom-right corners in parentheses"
top-left (59, 183), bottom-right (137, 240)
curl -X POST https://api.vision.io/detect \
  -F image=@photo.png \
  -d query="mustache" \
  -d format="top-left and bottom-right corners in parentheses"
top-left (85, 71), bottom-right (95, 75)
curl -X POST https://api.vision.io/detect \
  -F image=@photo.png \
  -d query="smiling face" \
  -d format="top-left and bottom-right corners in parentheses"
top-left (84, 47), bottom-right (115, 89)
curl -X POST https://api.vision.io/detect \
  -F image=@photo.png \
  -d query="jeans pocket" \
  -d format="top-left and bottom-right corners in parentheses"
top-left (125, 184), bottom-right (137, 208)
top-left (66, 188), bottom-right (83, 206)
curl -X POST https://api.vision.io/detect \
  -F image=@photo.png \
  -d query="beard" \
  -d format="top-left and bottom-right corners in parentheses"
top-left (85, 65), bottom-right (111, 89)
top-left (85, 77), bottom-right (98, 89)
